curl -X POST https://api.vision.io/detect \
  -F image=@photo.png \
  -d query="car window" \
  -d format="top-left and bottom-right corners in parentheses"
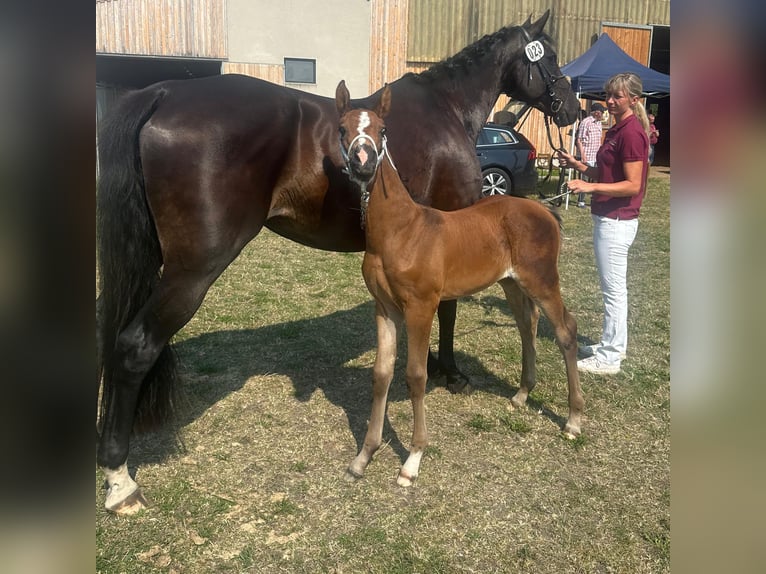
top-left (478, 128), bottom-right (517, 146)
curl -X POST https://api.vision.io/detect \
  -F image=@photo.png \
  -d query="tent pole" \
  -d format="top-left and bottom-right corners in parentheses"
top-left (563, 92), bottom-right (581, 210)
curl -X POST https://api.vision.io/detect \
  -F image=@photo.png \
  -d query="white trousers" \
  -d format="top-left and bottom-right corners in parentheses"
top-left (592, 215), bottom-right (639, 364)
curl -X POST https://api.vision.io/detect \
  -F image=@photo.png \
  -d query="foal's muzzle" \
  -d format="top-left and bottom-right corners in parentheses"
top-left (348, 142), bottom-right (378, 181)
top-left (341, 133), bottom-right (386, 185)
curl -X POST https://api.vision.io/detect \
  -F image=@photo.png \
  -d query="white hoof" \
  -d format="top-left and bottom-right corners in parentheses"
top-left (107, 489), bottom-right (149, 515)
top-left (396, 471), bottom-right (415, 487)
top-left (103, 463), bottom-right (147, 514)
top-left (563, 423), bottom-right (581, 439)
top-left (398, 450), bottom-right (423, 486)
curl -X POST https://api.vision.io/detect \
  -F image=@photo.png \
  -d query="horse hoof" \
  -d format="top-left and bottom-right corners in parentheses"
top-left (445, 373), bottom-right (473, 395)
top-left (562, 424), bottom-right (581, 439)
top-left (396, 471), bottom-right (416, 487)
top-left (510, 395), bottom-right (526, 409)
top-left (426, 358), bottom-right (472, 394)
top-left (447, 381), bottom-right (473, 395)
top-left (344, 467), bottom-right (364, 481)
top-left (106, 488), bottom-right (149, 515)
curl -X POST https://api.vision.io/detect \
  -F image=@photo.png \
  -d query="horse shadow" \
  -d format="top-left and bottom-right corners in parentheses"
top-left (130, 298), bottom-right (570, 467)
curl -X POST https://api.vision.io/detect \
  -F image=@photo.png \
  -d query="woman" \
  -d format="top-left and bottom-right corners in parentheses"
top-left (558, 72), bottom-right (650, 375)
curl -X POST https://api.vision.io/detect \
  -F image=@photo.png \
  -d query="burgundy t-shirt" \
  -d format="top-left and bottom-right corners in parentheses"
top-left (591, 114), bottom-right (649, 220)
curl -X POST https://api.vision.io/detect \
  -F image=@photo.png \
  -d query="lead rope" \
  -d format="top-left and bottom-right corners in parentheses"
top-left (538, 114), bottom-right (573, 205)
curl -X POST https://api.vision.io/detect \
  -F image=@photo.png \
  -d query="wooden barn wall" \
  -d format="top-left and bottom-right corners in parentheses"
top-left (371, 0), bottom-right (669, 156)
top-left (96, 0), bottom-right (226, 58)
top-left (400, 0), bottom-right (669, 67)
top-left (602, 24), bottom-right (651, 65)
top-left (222, 62), bottom-right (284, 85)
top-left (369, 0), bottom-right (411, 91)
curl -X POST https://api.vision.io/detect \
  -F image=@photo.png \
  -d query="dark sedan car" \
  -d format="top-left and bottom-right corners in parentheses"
top-left (476, 123), bottom-right (538, 196)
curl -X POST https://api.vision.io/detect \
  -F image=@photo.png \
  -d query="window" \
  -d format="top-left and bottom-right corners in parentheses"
top-left (284, 58), bottom-right (316, 84)
top-left (478, 128), bottom-right (518, 146)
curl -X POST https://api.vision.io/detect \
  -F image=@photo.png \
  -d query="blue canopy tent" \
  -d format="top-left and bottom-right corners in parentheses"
top-left (561, 33), bottom-right (670, 99)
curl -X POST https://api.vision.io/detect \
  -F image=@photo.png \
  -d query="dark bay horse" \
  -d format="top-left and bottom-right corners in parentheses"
top-left (97, 10), bottom-right (579, 513)
top-left (336, 82), bottom-right (583, 485)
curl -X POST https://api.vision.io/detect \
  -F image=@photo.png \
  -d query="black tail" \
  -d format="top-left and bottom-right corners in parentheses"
top-left (546, 205), bottom-right (563, 231)
top-left (96, 86), bottom-right (178, 433)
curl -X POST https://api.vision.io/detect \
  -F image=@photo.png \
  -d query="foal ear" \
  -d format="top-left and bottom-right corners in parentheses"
top-left (526, 9), bottom-right (550, 36)
top-left (335, 80), bottom-right (351, 116)
top-left (376, 84), bottom-right (391, 120)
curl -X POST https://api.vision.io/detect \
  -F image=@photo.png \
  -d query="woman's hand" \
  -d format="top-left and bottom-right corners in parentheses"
top-left (566, 178), bottom-right (594, 194)
top-left (557, 151), bottom-right (593, 193)
top-left (557, 150), bottom-right (578, 169)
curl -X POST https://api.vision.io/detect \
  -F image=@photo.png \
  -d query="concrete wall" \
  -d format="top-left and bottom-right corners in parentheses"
top-left (227, 0), bottom-right (372, 97)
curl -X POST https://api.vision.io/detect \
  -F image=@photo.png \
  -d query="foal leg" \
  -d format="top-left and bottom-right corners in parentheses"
top-left (499, 279), bottom-right (540, 409)
top-left (531, 288), bottom-right (584, 438)
top-left (347, 305), bottom-right (400, 479)
top-left (398, 306), bottom-right (435, 486)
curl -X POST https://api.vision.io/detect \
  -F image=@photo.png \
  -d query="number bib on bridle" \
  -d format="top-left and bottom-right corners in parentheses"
top-left (524, 40), bottom-right (545, 62)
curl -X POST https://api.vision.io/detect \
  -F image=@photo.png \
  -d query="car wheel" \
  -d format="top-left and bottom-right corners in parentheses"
top-left (481, 167), bottom-right (512, 196)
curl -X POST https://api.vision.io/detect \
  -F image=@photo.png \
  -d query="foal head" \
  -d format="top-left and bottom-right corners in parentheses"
top-left (336, 80), bottom-right (391, 188)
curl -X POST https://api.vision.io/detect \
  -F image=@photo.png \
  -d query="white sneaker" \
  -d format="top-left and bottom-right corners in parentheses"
top-left (578, 344), bottom-right (598, 358)
top-left (578, 344), bottom-right (626, 360)
top-left (577, 355), bottom-right (620, 375)
top-left (577, 202), bottom-right (586, 208)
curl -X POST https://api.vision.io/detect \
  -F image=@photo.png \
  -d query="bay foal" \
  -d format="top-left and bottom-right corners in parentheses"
top-left (336, 81), bottom-right (584, 485)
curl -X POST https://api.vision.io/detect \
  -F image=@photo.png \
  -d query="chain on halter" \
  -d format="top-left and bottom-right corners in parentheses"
top-left (340, 132), bottom-right (397, 228)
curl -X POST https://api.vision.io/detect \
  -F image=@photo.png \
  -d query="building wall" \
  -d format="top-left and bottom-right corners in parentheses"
top-left (226, 0), bottom-right (371, 97)
top-left (401, 0), bottom-right (669, 67)
top-left (96, 0), bottom-right (226, 58)
top-left (369, 0), bottom-right (410, 91)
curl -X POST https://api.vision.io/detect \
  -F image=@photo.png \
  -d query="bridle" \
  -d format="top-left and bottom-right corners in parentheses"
top-left (517, 27), bottom-right (573, 204)
top-left (518, 27), bottom-right (568, 155)
top-left (518, 27), bottom-right (567, 121)
top-left (339, 128), bottom-right (397, 228)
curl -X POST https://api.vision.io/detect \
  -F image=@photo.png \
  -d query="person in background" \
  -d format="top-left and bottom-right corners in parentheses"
top-left (557, 72), bottom-right (650, 375)
top-left (647, 113), bottom-right (659, 165)
top-left (574, 102), bottom-right (606, 207)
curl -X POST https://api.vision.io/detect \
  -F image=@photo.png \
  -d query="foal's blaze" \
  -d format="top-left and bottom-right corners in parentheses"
top-left (336, 81), bottom-right (584, 485)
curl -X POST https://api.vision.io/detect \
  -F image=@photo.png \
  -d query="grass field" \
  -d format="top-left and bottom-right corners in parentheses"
top-left (96, 171), bottom-right (670, 573)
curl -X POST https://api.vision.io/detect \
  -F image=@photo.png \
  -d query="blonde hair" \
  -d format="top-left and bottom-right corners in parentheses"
top-left (604, 72), bottom-right (650, 137)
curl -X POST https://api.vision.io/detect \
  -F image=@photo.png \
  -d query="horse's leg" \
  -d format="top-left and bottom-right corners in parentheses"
top-left (429, 299), bottom-right (471, 394)
top-left (98, 261), bottom-right (237, 513)
top-left (498, 279), bottom-right (540, 409)
top-left (347, 303), bottom-right (401, 479)
top-left (398, 305), bottom-right (436, 487)
top-left (526, 284), bottom-right (584, 438)
top-left (96, 294), bottom-right (104, 427)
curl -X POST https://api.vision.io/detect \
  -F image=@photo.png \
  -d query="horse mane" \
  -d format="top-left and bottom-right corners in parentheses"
top-left (411, 26), bottom-right (553, 84)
